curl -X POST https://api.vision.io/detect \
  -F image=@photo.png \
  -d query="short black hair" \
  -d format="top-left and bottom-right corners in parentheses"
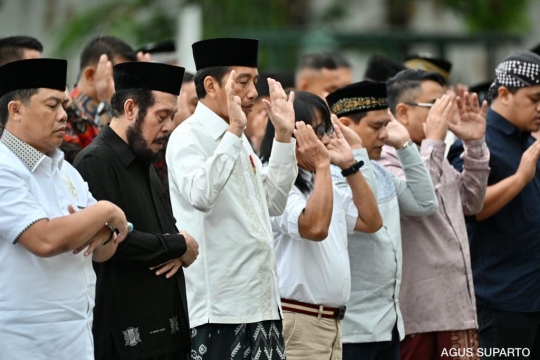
top-left (110, 88), bottom-right (155, 119)
top-left (0, 36), bottom-right (43, 66)
top-left (386, 69), bottom-right (447, 114)
top-left (259, 91), bottom-right (332, 195)
top-left (346, 111), bottom-right (368, 124)
top-left (193, 66), bottom-right (229, 99)
top-left (79, 35), bottom-right (136, 72)
top-left (183, 71), bottom-right (194, 83)
top-left (0, 88), bottom-right (39, 126)
top-left (296, 53), bottom-right (351, 73)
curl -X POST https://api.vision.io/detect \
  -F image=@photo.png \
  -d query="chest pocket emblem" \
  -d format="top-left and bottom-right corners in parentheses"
top-left (61, 175), bottom-right (79, 202)
top-left (123, 327), bottom-right (142, 347)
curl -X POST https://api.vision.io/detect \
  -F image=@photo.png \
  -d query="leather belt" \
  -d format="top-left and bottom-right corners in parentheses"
top-left (281, 298), bottom-right (346, 320)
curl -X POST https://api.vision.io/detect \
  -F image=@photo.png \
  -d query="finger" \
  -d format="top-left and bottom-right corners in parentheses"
top-left (480, 100), bottom-right (488, 119)
top-left (166, 262), bottom-right (182, 278)
top-left (331, 118), bottom-right (344, 139)
top-left (287, 90), bottom-right (295, 105)
top-left (84, 240), bottom-right (99, 257)
top-left (267, 78), bottom-right (277, 102)
top-left (155, 262), bottom-right (175, 276)
top-left (294, 121), bottom-right (308, 145)
top-left (305, 124), bottom-right (319, 143)
top-left (470, 92), bottom-right (480, 113)
top-left (261, 99), bottom-right (274, 119)
top-left (144, 53), bottom-right (152, 62)
top-left (149, 261), bottom-right (166, 270)
top-left (67, 204), bottom-right (77, 214)
top-left (441, 97), bottom-right (454, 120)
top-left (455, 96), bottom-right (465, 118)
top-left (274, 80), bottom-right (286, 99)
top-left (463, 92), bottom-right (474, 114)
top-left (73, 241), bottom-right (89, 255)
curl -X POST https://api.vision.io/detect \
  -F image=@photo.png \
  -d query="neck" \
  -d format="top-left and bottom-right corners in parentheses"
top-left (200, 98), bottom-right (230, 124)
top-left (109, 118), bottom-right (129, 143)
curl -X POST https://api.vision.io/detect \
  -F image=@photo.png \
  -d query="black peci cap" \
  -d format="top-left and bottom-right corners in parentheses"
top-left (326, 80), bottom-right (388, 117)
top-left (113, 62), bottom-right (185, 96)
top-left (0, 58), bottom-right (67, 98)
top-left (192, 38), bottom-right (258, 71)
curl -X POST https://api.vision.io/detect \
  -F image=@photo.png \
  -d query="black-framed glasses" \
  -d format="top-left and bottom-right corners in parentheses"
top-left (404, 102), bottom-right (434, 108)
top-left (314, 124), bottom-right (334, 139)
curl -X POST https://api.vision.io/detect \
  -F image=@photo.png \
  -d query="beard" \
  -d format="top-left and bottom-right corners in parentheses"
top-left (126, 111), bottom-right (168, 164)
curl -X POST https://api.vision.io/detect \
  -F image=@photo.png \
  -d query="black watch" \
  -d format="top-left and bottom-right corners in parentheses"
top-left (341, 160), bottom-right (364, 177)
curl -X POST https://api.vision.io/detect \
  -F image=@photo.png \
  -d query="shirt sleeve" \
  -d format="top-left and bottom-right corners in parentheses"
top-left (262, 139), bottom-right (299, 217)
top-left (166, 130), bottom-right (242, 213)
top-left (391, 144), bottom-right (439, 217)
top-left (270, 186), bottom-right (307, 241)
top-left (335, 187), bottom-right (359, 234)
top-left (0, 167), bottom-right (49, 244)
top-left (74, 151), bottom-right (187, 265)
top-left (458, 138), bottom-right (491, 215)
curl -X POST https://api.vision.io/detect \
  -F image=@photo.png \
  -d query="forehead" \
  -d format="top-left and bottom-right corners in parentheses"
top-left (362, 109), bottom-right (390, 124)
top-left (517, 84), bottom-right (540, 96)
top-left (227, 66), bottom-right (258, 78)
top-left (151, 91), bottom-right (178, 109)
top-left (34, 88), bottom-right (68, 101)
top-left (416, 80), bottom-right (444, 99)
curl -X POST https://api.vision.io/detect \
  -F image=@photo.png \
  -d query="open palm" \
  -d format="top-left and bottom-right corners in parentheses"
top-left (448, 92), bottom-right (488, 141)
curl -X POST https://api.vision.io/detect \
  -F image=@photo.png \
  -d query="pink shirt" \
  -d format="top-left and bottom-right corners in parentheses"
top-left (378, 138), bottom-right (490, 335)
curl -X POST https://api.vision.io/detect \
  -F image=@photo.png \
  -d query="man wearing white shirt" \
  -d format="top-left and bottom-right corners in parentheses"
top-left (0, 58), bottom-right (128, 360)
top-left (166, 38), bottom-right (298, 359)
top-left (261, 91), bottom-right (382, 360)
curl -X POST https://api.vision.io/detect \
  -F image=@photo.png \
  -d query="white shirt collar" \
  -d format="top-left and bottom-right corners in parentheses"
top-left (0, 130), bottom-right (64, 172)
top-left (193, 101), bottom-right (230, 141)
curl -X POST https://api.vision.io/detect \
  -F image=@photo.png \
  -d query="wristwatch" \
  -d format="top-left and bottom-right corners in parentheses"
top-left (398, 139), bottom-right (414, 151)
top-left (97, 101), bottom-right (111, 116)
top-left (341, 160), bottom-right (364, 177)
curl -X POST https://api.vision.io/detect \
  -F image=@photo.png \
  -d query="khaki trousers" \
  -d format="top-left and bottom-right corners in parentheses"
top-left (283, 310), bottom-right (342, 360)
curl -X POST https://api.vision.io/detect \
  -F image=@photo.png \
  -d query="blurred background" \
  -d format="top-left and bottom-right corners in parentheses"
top-left (0, 0), bottom-right (538, 87)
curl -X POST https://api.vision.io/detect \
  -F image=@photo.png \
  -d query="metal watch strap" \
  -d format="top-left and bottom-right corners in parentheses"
top-left (341, 160), bottom-right (365, 177)
top-left (399, 139), bottom-right (414, 151)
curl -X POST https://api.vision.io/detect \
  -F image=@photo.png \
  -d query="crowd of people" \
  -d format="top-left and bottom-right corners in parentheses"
top-left (0, 33), bottom-right (540, 360)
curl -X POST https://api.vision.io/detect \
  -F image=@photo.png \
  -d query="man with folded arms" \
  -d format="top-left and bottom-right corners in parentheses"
top-left (0, 58), bottom-right (128, 360)
top-left (75, 61), bottom-right (198, 360)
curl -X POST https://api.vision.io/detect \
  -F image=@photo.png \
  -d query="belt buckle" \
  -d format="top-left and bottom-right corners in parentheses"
top-left (336, 305), bottom-right (346, 320)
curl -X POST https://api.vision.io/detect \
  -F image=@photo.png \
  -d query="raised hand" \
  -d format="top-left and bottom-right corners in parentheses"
top-left (262, 78), bottom-right (295, 142)
top-left (225, 70), bottom-right (247, 137)
top-left (385, 110), bottom-right (411, 149)
top-left (294, 121), bottom-right (330, 171)
top-left (448, 91), bottom-right (488, 141)
top-left (517, 138), bottom-right (540, 184)
top-left (179, 230), bottom-right (199, 268)
top-left (423, 94), bottom-right (453, 141)
top-left (327, 117), bottom-right (355, 170)
top-left (332, 114), bottom-right (363, 149)
top-left (95, 54), bottom-right (115, 103)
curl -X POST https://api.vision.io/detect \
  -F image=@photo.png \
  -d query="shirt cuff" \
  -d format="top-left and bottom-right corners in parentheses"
top-left (463, 137), bottom-right (489, 159)
top-left (270, 138), bottom-right (296, 164)
top-left (396, 142), bottom-right (422, 166)
top-left (421, 139), bottom-right (445, 160)
top-left (352, 147), bottom-right (370, 165)
top-left (164, 234), bottom-right (188, 258)
top-left (217, 131), bottom-right (243, 160)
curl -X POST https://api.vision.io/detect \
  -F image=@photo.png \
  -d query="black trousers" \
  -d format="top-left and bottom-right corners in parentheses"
top-left (477, 304), bottom-right (540, 359)
top-left (342, 325), bottom-right (400, 360)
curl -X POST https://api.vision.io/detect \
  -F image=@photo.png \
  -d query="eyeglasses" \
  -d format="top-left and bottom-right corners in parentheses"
top-left (314, 124), bottom-right (334, 139)
top-left (404, 102), bottom-right (434, 108)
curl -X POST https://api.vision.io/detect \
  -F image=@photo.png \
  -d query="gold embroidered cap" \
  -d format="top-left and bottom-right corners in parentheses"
top-left (326, 80), bottom-right (388, 117)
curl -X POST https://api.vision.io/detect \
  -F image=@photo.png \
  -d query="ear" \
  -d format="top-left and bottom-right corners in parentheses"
top-left (7, 100), bottom-right (23, 123)
top-left (83, 66), bottom-right (96, 82)
top-left (204, 76), bottom-right (219, 99)
top-left (339, 117), bottom-right (352, 127)
top-left (123, 98), bottom-right (136, 122)
top-left (497, 86), bottom-right (512, 105)
top-left (297, 77), bottom-right (309, 91)
top-left (395, 103), bottom-right (409, 126)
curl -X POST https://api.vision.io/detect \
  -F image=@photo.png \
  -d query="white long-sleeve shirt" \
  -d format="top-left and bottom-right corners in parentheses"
top-left (166, 102), bottom-right (298, 328)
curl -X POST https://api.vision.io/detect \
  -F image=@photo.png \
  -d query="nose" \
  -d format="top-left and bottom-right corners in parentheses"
top-left (379, 126), bottom-right (389, 141)
top-left (58, 107), bottom-right (68, 123)
top-left (247, 83), bottom-right (258, 101)
top-left (321, 133), bottom-right (331, 146)
top-left (163, 118), bottom-right (175, 134)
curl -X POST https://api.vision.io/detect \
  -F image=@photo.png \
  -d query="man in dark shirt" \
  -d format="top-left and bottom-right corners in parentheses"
top-left (74, 61), bottom-right (199, 360)
top-left (467, 51), bottom-right (540, 359)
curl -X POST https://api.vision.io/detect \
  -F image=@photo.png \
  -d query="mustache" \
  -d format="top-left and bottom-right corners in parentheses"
top-left (153, 135), bottom-right (170, 143)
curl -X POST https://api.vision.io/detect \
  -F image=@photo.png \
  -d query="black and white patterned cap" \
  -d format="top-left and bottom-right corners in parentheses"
top-left (490, 51), bottom-right (540, 97)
